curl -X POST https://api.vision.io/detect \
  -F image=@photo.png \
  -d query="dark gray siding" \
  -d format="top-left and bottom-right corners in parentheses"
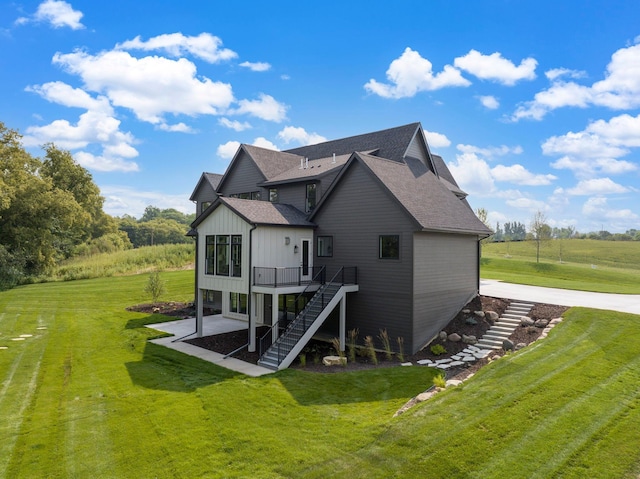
top-left (412, 232), bottom-right (479, 352)
top-left (192, 183), bottom-right (218, 215)
top-left (219, 151), bottom-right (266, 197)
top-left (405, 135), bottom-right (429, 166)
top-left (312, 162), bottom-right (417, 350)
top-left (272, 183), bottom-right (306, 211)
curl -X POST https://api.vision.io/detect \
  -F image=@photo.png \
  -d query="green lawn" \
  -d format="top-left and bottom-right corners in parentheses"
top-left (2, 271), bottom-right (640, 478)
top-left (482, 239), bottom-right (640, 293)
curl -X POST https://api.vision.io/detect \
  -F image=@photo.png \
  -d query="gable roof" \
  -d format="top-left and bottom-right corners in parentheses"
top-left (260, 153), bottom-right (351, 185)
top-left (189, 172), bottom-right (223, 201)
top-left (284, 123), bottom-right (421, 163)
top-left (310, 152), bottom-right (491, 236)
top-left (191, 197), bottom-right (315, 229)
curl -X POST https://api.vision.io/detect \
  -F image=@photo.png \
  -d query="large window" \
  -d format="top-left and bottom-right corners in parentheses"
top-left (231, 235), bottom-right (242, 277)
top-left (216, 235), bottom-right (230, 276)
top-left (207, 235), bottom-right (242, 277)
top-left (379, 235), bottom-right (400, 259)
top-left (205, 236), bottom-right (215, 274)
top-left (306, 183), bottom-right (317, 212)
top-left (317, 236), bottom-right (333, 257)
top-left (231, 191), bottom-right (261, 200)
top-left (230, 292), bottom-right (247, 314)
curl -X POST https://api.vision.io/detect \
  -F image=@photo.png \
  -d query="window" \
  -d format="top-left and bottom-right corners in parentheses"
top-left (306, 183), bottom-right (317, 212)
top-left (379, 235), bottom-right (400, 259)
top-left (201, 201), bottom-right (211, 213)
top-left (230, 292), bottom-right (247, 314)
top-left (269, 188), bottom-right (279, 203)
top-left (205, 236), bottom-right (215, 274)
top-left (216, 235), bottom-right (230, 276)
top-left (233, 191), bottom-right (261, 200)
top-left (317, 236), bottom-right (333, 257)
top-left (231, 235), bottom-right (242, 277)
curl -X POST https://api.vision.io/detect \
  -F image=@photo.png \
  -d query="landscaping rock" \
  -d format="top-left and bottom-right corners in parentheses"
top-left (446, 379), bottom-right (463, 387)
top-left (462, 334), bottom-right (478, 344)
top-left (439, 330), bottom-right (448, 341)
top-left (474, 310), bottom-right (485, 318)
top-left (515, 342), bottom-right (527, 350)
top-left (465, 317), bottom-right (478, 325)
top-left (322, 355), bottom-right (347, 366)
top-left (486, 311), bottom-right (499, 321)
top-left (448, 333), bottom-right (461, 342)
top-left (535, 319), bottom-right (550, 328)
top-left (502, 339), bottom-right (515, 351)
top-left (462, 309), bottom-right (471, 314)
top-left (521, 317), bottom-right (535, 326)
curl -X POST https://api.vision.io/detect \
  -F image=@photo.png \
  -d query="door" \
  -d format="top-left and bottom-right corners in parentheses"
top-left (301, 238), bottom-right (312, 281)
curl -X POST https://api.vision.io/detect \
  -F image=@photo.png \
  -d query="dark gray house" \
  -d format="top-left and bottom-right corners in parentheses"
top-left (190, 123), bottom-right (491, 370)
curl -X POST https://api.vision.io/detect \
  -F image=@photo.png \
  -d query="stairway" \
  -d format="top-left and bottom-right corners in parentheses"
top-left (258, 283), bottom-right (344, 370)
top-left (475, 301), bottom-right (534, 350)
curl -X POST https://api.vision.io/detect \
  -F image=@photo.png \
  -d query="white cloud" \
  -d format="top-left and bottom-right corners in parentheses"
top-left (239, 61), bottom-right (271, 72)
top-left (447, 153), bottom-right (496, 196)
top-left (491, 164), bottom-right (557, 186)
top-left (117, 33), bottom-right (237, 63)
top-left (544, 113), bottom-right (640, 177)
top-left (217, 140), bottom-right (240, 160)
top-left (424, 130), bottom-right (451, 148)
top-left (512, 42), bottom-right (640, 120)
top-left (28, 0), bottom-right (84, 30)
top-left (74, 152), bottom-right (139, 173)
top-left (478, 95), bottom-right (499, 109)
top-left (219, 118), bottom-right (252, 131)
top-left (156, 122), bottom-right (194, 133)
top-left (545, 68), bottom-right (587, 81)
top-left (457, 143), bottom-right (523, 158)
top-left (101, 185), bottom-right (192, 218)
top-left (582, 196), bottom-right (639, 223)
top-left (23, 81), bottom-right (140, 173)
top-left (277, 126), bottom-right (327, 146)
top-left (364, 47), bottom-right (470, 99)
top-left (52, 49), bottom-right (235, 124)
top-left (252, 137), bottom-right (279, 150)
top-left (566, 178), bottom-right (629, 195)
top-left (453, 49), bottom-right (537, 85)
top-left (231, 93), bottom-right (288, 122)
top-left (505, 196), bottom-right (547, 211)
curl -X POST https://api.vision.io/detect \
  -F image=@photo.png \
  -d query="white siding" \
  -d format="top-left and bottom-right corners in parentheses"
top-left (252, 226), bottom-right (314, 269)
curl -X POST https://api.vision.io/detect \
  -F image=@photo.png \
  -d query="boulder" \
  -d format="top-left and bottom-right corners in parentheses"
top-left (502, 339), bottom-right (515, 351)
top-left (515, 342), bottom-right (527, 350)
top-left (446, 379), bottom-right (463, 387)
top-left (486, 311), bottom-right (499, 321)
top-left (439, 330), bottom-right (448, 341)
top-left (322, 355), bottom-right (347, 366)
top-left (462, 334), bottom-right (478, 344)
top-left (535, 319), bottom-right (550, 328)
top-left (462, 309), bottom-right (471, 314)
top-left (448, 333), bottom-right (461, 342)
top-left (520, 317), bottom-right (535, 326)
top-left (465, 317), bottom-right (478, 325)
top-left (474, 310), bottom-right (486, 318)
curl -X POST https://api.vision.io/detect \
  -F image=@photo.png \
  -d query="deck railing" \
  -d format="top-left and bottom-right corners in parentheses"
top-left (253, 265), bottom-right (326, 287)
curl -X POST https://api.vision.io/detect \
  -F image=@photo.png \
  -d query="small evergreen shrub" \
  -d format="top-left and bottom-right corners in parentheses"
top-left (430, 344), bottom-right (447, 356)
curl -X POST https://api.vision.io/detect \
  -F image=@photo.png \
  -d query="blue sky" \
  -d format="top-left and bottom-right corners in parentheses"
top-left (2, 0), bottom-right (640, 233)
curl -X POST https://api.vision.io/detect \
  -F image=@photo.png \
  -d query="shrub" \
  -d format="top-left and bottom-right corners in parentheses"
top-left (379, 329), bottom-right (393, 360)
top-left (364, 335), bottom-right (378, 365)
top-left (396, 337), bottom-right (405, 362)
top-left (298, 353), bottom-right (306, 368)
top-left (430, 344), bottom-right (447, 356)
top-left (144, 271), bottom-right (166, 303)
top-left (433, 373), bottom-right (447, 389)
top-left (347, 328), bottom-right (359, 363)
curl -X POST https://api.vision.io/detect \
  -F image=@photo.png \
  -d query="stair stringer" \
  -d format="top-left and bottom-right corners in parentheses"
top-left (274, 286), bottom-right (347, 371)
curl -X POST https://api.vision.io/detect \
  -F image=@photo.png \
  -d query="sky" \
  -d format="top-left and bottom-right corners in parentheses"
top-left (1, 0), bottom-right (640, 233)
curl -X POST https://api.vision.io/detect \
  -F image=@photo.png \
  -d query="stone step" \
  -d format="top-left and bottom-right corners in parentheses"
top-left (510, 302), bottom-right (534, 308)
top-left (476, 339), bottom-right (503, 349)
top-left (491, 325), bottom-right (516, 333)
top-left (502, 313), bottom-right (526, 320)
top-left (484, 333), bottom-right (512, 342)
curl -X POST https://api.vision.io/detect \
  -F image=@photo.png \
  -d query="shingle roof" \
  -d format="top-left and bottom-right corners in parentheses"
top-left (260, 153), bottom-right (351, 185)
top-left (284, 123), bottom-right (420, 163)
top-left (355, 153), bottom-right (491, 235)
top-left (242, 144), bottom-right (303, 179)
top-left (219, 197), bottom-right (315, 227)
top-left (189, 172), bottom-right (223, 201)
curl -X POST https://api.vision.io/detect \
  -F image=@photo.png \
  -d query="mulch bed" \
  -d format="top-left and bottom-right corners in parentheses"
top-left (128, 297), bottom-right (569, 376)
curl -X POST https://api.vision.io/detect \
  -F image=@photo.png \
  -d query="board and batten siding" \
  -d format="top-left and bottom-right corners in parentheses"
top-left (197, 204), bottom-right (251, 294)
top-left (312, 161), bottom-right (416, 350)
top-left (412, 232), bottom-right (480, 352)
top-left (252, 226), bottom-right (314, 269)
top-left (219, 150), bottom-right (266, 197)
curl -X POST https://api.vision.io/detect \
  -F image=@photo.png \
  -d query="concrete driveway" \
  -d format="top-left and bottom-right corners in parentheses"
top-left (480, 279), bottom-right (640, 315)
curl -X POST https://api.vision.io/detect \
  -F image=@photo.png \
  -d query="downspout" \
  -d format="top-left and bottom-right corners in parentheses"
top-left (477, 236), bottom-right (481, 294)
top-left (248, 224), bottom-right (257, 352)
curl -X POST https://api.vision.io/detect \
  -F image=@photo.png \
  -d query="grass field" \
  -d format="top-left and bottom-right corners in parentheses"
top-left (482, 239), bottom-right (640, 293)
top-left (2, 270), bottom-right (640, 477)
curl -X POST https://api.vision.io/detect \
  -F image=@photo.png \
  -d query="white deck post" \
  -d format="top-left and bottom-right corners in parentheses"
top-left (339, 293), bottom-right (346, 351)
top-left (271, 292), bottom-right (279, 344)
top-left (196, 289), bottom-right (204, 338)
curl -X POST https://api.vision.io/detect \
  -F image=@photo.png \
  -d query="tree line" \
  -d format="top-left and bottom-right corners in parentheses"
top-left (0, 122), bottom-right (194, 289)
